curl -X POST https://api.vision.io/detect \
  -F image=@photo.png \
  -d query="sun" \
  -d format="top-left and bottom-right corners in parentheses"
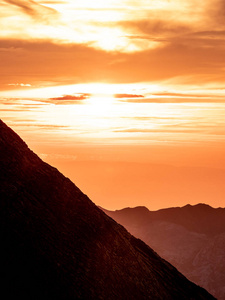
top-left (81, 84), bottom-right (119, 122)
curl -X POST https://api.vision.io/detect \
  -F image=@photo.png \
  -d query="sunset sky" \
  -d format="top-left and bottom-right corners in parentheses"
top-left (1, 0), bottom-right (225, 210)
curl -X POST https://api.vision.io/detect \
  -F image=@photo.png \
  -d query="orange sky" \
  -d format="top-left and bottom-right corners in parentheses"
top-left (1, 0), bottom-right (225, 210)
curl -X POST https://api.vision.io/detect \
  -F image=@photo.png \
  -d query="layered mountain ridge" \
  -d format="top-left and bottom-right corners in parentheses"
top-left (102, 204), bottom-right (225, 299)
top-left (0, 119), bottom-right (215, 299)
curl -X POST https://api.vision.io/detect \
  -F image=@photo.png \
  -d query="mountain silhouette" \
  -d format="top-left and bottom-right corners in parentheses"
top-left (0, 119), bottom-right (215, 299)
top-left (102, 204), bottom-right (225, 299)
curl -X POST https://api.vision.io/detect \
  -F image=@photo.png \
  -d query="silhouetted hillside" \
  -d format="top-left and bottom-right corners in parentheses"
top-left (102, 204), bottom-right (225, 299)
top-left (0, 119), bottom-right (215, 299)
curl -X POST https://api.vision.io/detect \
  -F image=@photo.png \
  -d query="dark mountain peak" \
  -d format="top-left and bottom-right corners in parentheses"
top-left (0, 119), bottom-right (215, 299)
top-left (102, 206), bottom-right (151, 227)
top-left (117, 205), bottom-right (150, 215)
top-left (126, 205), bottom-right (150, 212)
top-left (183, 203), bottom-right (213, 211)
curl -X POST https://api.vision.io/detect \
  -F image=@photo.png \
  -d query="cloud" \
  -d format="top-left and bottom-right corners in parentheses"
top-left (8, 83), bottom-right (31, 87)
top-left (121, 97), bottom-right (225, 104)
top-left (120, 19), bottom-right (191, 38)
top-left (0, 39), bottom-right (113, 89)
top-left (113, 128), bottom-right (202, 134)
top-left (120, 19), bottom-right (225, 52)
top-left (1, 37), bottom-right (225, 91)
top-left (30, 124), bottom-right (70, 129)
top-left (50, 94), bottom-right (90, 101)
top-left (119, 89), bottom-right (225, 103)
top-left (205, 0), bottom-right (225, 26)
top-left (38, 1), bottom-right (65, 3)
top-left (151, 91), bottom-right (225, 99)
top-left (114, 93), bottom-right (144, 99)
top-left (3, 0), bottom-right (58, 20)
top-left (117, 0), bottom-right (225, 52)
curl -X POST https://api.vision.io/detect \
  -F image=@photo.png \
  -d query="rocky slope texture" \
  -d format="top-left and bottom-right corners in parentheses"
top-left (102, 204), bottom-right (225, 299)
top-left (0, 119), bottom-right (215, 300)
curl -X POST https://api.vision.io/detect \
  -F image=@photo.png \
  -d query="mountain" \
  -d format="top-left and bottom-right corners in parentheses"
top-left (102, 204), bottom-right (225, 299)
top-left (0, 119), bottom-right (216, 299)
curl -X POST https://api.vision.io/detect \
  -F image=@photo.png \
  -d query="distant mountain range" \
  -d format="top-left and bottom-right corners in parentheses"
top-left (0, 118), bottom-right (215, 299)
top-left (102, 204), bottom-right (225, 299)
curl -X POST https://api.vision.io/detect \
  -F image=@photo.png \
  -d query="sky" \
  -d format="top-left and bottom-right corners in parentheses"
top-left (1, 0), bottom-right (225, 210)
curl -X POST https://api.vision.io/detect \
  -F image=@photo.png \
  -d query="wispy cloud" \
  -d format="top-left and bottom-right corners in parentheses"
top-left (8, 83), bottom-right (31, 87)
top-left (50, 94), bottom-right (90, 101)
top-left (3, 0), bottom-right (60, 24)
top-left (120, 97), bottom-right (225, 104)
top-left (113, 128), bottom-right (202, 134)
top-left (3, 0), bottom-right (58, 20)
top-left (120, 19), bottom-right (191, 40)
top-left (114, 93), bottom-right (144, 99)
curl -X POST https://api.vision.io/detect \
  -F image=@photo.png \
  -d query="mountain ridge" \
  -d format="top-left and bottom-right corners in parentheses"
top-left (104, 203), bottom-right (225, 236)
top-left (0, 119), bottom-right (215, 299)
top-left (102, 204), bottom-right (225, 299)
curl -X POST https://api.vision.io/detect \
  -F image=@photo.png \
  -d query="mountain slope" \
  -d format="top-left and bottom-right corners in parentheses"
top-left (102, 205), bottom-right (225, 299)
top-left (0, 119), bottom-right (215, 300)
